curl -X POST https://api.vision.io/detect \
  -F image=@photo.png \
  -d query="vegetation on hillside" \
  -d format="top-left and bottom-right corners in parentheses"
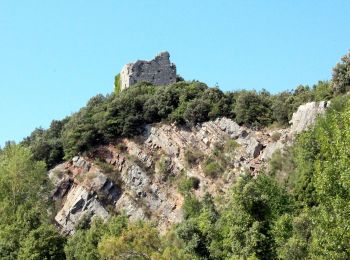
top-left (0, 51), bottom-right (349, 259)
top-left (114, 73), bottom-right (121, 94)
top-left (24, 78), bottom-right (334, 168)
top-left (0, 144), bottom-right (66, 259)
top-left (60, 97), bottom-right (350, 259)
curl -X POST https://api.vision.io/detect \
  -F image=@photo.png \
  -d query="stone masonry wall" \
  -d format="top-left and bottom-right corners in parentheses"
top-left (120, 51), bottom-right (176, 90)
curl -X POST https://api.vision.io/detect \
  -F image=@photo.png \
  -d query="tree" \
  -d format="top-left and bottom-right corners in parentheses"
top-left (114, 74), bottom-right (122, 94)
top-left (17, 225), bottom-right (66, 260)
top-left (0, 144), bottom-right (47, 216)
top-left (234, 91), bottom-right (273, 127)
top-left (175, 194), bottom-right (219, 259)
top-left (272, 210), bottom-right (312, 259)
top-left (0, 144), bottom-right (55, 258)
top-left (278, 99), bottom-right (350, 258)
top-left (332, 51), bottom-right (350, 93)
top-left (65, 216), bottom-right (127, 260)
top-left (313, 80), bottom-right (333, 101)
top-left (98, 222), bottom-right (161, 260)
top-left (271, 91), bottom-right (294, 125)
top-left (306, 102), bottom-right (350, 258)
top-left (215, 174), bottom-right (293, 259)
top-left (62, 95), bottom-right (109, 158)
top-left (183, 99), bottom-right (211, 126)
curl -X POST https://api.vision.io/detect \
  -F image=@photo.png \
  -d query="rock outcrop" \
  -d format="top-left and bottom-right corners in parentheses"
top-left (290, 101), bottom-right (330, 134)
top-left (120, 52), bottom-right (176, 91)
top-left (49, 157), bottom-right (120, 234)
top-left (49, 101), bottom-right (329, 234)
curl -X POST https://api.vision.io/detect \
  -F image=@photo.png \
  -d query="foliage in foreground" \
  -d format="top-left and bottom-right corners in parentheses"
top-left (1, 50), bottom-right (350, 259)
top-left (3, 98), bottom-right (350, 259)
top-left (0, 144), bottom-right (65, 259)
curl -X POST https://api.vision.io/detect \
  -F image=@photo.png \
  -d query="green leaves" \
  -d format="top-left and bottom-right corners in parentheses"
top-left (0, 144), bottom-right (46, 213)
top-left (274, 97), bottom-right (350, 258)
top-left (18, 225), bottom-right (66, 260)
top-left (0, 144), bottom-right (63, 259)
top-left (234, 90), bottom-right (273, 127)
top-left (98, 222), bottom-right (161, 260)
top-left (215, 174), bottom-right (293, 259)
top-left (332, 51), bottom-right (350, 94)
top-left (114, 74), bottom-right (121, 94)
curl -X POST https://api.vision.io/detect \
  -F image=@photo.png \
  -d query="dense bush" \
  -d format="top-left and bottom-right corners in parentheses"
top-left (202, 160), bottom-right (222, 178)
top-left (289, 99), bottom-right (350, 258)
top-left (178, 176), bottom-right (200, 195)
top-left (18, 224), bottom-right (66, 259)
top-left (0, 144), bottom-right (65, 259)
top-left (22, 78), bottom-right (339, 166)
top-left (114, 73), bottom-right (121, 94)
top-left (234, 90), bottom-right (273, 127)
top-left (332, 51), bottom-right (350, 93)
top-left (21, 119), bottom-right (68, 168)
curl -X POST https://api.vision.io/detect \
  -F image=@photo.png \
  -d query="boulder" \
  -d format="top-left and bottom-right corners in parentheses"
top-left (261, 141), bottom-right (285, 161)
top-left (55, 185), bottom-right (109, 235)
top-left (244, 137), bottom-right (264, 158)
top-left (290, 101), bottom-right (330, 134)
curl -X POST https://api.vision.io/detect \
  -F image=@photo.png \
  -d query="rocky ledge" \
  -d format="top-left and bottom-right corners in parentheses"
top-left (49, 101), bottom-right (328, 234)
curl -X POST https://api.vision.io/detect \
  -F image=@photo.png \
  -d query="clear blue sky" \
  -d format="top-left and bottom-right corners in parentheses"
top-left (0, 1), bottom-right (349, 146)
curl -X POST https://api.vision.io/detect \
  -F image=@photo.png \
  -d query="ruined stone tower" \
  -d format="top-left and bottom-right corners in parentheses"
top-left (120, 51), bottom-right (177, 91)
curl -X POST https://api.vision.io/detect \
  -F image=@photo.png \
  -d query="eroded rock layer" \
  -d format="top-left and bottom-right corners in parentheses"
top-left (49, 101), bottom-right (328, 234)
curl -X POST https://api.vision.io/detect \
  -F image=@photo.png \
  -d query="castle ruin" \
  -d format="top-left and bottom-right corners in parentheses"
top-left (120, 51), bottom-right (177, 91)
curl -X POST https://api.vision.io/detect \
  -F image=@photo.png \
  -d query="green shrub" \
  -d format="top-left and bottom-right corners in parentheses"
top-left (212, 142), bottom-right (224, 157)
top-left (271, 132), bottom-right (282, 142)
top-left (94, 159), bottom-right (122, 186)
top-left (234, 90), bottom-right (273, 127)
top-left (178, 176), bottom-right (200, 195)
top-left (114, 74), bottom-right (121, 94)
top-left (268, 148), bottom-right (295, 186)
top-left (332, 51), bottom-right (350, 93)
top-left (329, 94), bottom-right (350, 112)
top-left (157, 155), bottom-right (172, 181)
top-left (182, 195), bottom-right (202, 219)
top-left (18, 224), bottom-right (66, 260)
top-left (313, 81), bottom-right (333, 101)
top-left (95, 159), bottom-right (114, 174)
top-left (203, 160), bottom-right (222, 178)
top-left (224, 139), bottom-right (239, 154)
top-left (184, 149), bottom-right (205, 167)
top-left (75, 212), bottom-right (93, 230)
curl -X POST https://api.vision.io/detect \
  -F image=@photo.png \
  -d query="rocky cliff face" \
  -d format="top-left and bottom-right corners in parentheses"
top-left (49, 101), bottom-right (329, 234)
top-left (289, 101), bottom-right (330, 133)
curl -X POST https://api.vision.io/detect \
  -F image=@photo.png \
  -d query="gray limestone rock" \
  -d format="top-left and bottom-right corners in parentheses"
top-left (55, 185), bottom-right (109, 235)
top-left (244, 137), bottom-right (264, 158)
top-left (48, 163), bottom-right (68, 186)
top-left (50, 159), bottom-right (121, 234)
top-left (261, 141), bottom-right (285, 161)
top-left (290, 101), bottom-right (330, 134)
top-left (215, 117), bottom-right (241, 138)
top-left (72, 156), bottom-right (91, 172)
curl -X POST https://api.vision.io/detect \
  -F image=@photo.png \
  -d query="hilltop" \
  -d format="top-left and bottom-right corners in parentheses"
top-left (0, 50), bottom-right (350, 259)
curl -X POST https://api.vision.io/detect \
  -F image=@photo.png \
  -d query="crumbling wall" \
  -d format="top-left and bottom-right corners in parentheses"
top-left (120, 51), bottom-right (176, 90)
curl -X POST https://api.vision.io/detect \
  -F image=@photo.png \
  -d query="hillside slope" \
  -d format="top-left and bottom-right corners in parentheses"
top-left (49, 101), bottom-right (328, 234)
